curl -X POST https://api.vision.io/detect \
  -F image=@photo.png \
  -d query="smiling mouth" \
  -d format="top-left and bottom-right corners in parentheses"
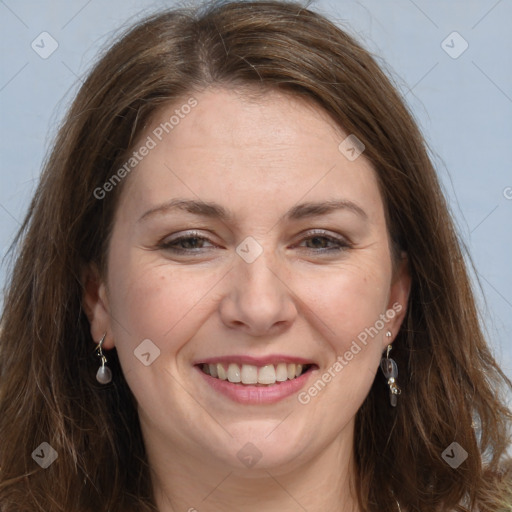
top-left (197, 362), bottom-right (315, 386)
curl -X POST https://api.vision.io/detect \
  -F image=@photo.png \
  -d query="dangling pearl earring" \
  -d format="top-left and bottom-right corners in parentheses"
top-left (380, 331), bottom-right (401, 406)
top-left (95, 333), bottom-right (112, 384)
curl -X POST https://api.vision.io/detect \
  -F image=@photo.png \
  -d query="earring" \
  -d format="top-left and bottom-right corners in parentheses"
top-left (380, 331), bottom-right (401, 407)
top-left (95, 333), bottom-right (112, 384)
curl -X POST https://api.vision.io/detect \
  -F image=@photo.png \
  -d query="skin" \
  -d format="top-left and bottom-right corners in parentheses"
top-left (84, 87), bottom-right (410, 512)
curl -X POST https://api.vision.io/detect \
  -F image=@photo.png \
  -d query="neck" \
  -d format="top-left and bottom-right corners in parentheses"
top-left (146, 424), bottom-right (361, 512)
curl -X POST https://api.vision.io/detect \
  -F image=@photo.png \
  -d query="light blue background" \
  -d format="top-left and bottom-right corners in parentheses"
top-left (1, 0), bottom-right (511, 381)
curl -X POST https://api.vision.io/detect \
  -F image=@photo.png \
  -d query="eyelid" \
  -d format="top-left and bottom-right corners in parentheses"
top-left (295, 228), bottom-right (349, 241)
top-left (159, 230), bottom-right (216, 249)
top-left (158, 228), bottom-right (352, 255)
top-left (293, 228), bottom-right (352, 245)
top-left (160, 228), bottom-right (349, 244)
top-left (161, 230), bottom-right (210, 243)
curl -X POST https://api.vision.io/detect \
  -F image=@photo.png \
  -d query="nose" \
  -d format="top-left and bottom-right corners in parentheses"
top-left (218, 247), bottom-right (298, 337)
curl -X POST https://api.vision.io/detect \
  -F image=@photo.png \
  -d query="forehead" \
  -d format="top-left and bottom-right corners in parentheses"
top-left (116, 87), bottom-right (384, 225)
top-left (180, 86), bottom-right (342, 144)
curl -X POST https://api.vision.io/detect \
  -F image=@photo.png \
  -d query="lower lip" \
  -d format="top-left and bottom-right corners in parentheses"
top-left (195, 366), bottom-right (316, 404)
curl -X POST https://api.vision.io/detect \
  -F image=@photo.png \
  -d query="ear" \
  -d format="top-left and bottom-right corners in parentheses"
top-left (382, 251), bottom-right (411, 348)
top-left (82, 263), bottom-right (115, 349)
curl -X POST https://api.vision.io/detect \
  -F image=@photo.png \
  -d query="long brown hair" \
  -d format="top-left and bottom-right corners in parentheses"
top-left (1, 1), bottom-right (511, 510)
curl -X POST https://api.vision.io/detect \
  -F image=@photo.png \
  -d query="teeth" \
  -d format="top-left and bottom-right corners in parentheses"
top-left (217, 363), bottom-right (227, 380)
top-left (276, 363), bottom-right (288, 382)
top-left (241, 364), bottom-right (258, 384)
top-left (227, 363), bottom-right (241, 383)
top-left (258, 364), bottom-right (276, 385)
top-left (201, 362), bottom-right (311, 385)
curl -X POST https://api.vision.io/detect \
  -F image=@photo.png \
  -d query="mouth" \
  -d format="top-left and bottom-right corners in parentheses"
top-left (196, 362), bottom-right (316, 386)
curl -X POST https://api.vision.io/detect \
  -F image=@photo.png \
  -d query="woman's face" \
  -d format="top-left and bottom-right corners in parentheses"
top-left (85, 87), bottom-right (409, 475)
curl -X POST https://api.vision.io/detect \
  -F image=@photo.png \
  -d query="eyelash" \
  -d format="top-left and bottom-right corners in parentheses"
top-left (159, 230), bottom-right (351, 255)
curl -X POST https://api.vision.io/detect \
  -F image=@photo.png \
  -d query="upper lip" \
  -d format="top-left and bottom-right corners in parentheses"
top-left (194, 355), bottom-right (316, 367)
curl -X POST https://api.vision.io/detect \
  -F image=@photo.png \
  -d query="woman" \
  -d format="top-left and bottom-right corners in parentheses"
top-left (0, 1), bottom-right (511, 511)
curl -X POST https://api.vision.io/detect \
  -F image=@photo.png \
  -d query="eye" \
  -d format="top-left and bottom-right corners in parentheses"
top-left (159, 231), bottom-right (216, 254)
top-left (157, 229), bottom-right (351, 256)
top-left (296, 230), bottom-right (351, 253)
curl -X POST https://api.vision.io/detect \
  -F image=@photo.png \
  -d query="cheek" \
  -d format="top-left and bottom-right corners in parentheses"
top-left (291, 263), bottom-right (392, 439)
top-left (299, 269), bottom-right (390, 409)
top-left (105, 261), bottom-right (220, 413)
top-left (106, 254), bottom-right (222, 359)
top-left (300, 260), bottom-right (391, 353)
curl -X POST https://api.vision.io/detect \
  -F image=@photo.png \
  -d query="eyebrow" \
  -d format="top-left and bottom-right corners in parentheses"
top-left (137, 198), bottom-right (368, 224)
